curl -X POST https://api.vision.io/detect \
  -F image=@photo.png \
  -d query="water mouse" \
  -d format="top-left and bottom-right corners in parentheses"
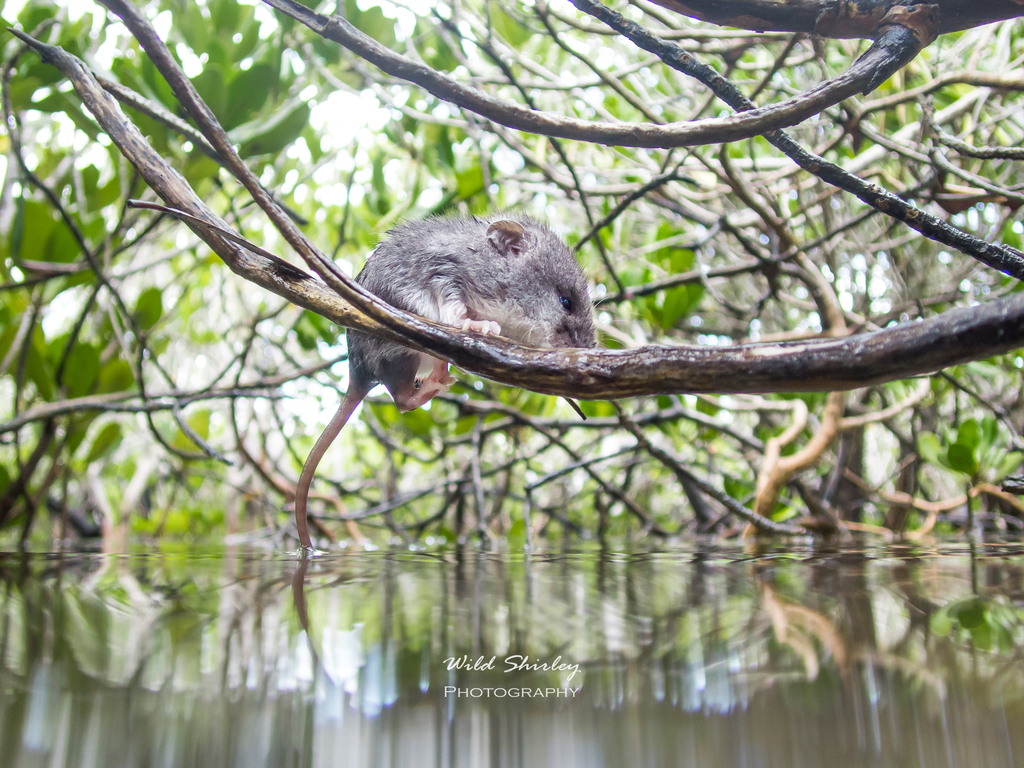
top-left (294, 214), bottom-right (596, 548)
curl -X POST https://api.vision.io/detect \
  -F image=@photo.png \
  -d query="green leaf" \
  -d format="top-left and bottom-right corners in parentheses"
top-left (372, 154), bottom-right (387, 200)
top-left (418, 28), bottom-right (458, 72)
top-left (659, 284), bottom-right (703, 330)
top-left (980, 415), bottom-right (999, 450)
top-left (212, 0), bottom-right (241, 33)
top-left (723, 476), bottom-right (751, 500)
top-left (956, 418), bottom-right (981, 451)
top-left (226, 63), bottom-right (275, 129)
top-left (579, 400), bottom-right (616, 418)
top-left (399, 407), bottom-right (436, 437)
top-left (172, 409), bottom-right (212, 452)
top-left (491, 5), bottom-right (530, 49)
top-left (916, 432), bottom-right (947, 468)
top-left (346, 0), bottom-right (396, 46)
top-left (456, 166), bottom-right (484, 199)
top-left (85, 423), bottom-right (123, 464)
top-left (63, 343), bottom-right (100, 398)
top-left (367, 401), bottom-right (399, 428)
top-left (293, 311), bottom-right (335, 351)
top-left (134, 287), bottom-right (163, 331)
top-left (97, 359), bottom-right (135, 393)
top-left (995, 451), bottom-right (1023, 480)
top-left (15, 201), bottom-right (56, 263)
top-left (191, 67), bottom-right (228, 124)
top-left (236, 100), bottom-right (311, 157)
top-left (946, 443), bottom-right (978, 476)
top-left (696, 398), bottom-right (720, 416)
top-left (6, 77), bottom-right (43, 112)
top-left (25, 332), bottom-right (56, 401)
top-left (65, 415), bottom-right (96, 457)
top-left (30, 92), bottom-right (101, 140)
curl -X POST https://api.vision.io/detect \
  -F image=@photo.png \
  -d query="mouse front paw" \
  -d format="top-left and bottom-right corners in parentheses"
top-left (461, 318), bottom-right (502, 336)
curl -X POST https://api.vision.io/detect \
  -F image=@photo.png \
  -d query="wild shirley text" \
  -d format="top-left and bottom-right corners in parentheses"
top-left (443, 654), bottom-right (580, 682)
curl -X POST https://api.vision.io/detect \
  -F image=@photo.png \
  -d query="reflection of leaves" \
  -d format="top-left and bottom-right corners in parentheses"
top-left (507, 519), bottom-right (527, 547)
top-left (954, 598), bottom-right (985, 629)
top-left (931, 609), bottom-right (952, 637)
top-left (936, 596), bottom-right (1021, 653)
top-left (65, 591), bottom-right (111, 680)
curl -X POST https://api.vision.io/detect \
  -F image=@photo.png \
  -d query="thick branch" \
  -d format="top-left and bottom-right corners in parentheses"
top-left (259, 0), bottom-right (927, 147)
top-left (649, 0), bottom-right (1024, 37)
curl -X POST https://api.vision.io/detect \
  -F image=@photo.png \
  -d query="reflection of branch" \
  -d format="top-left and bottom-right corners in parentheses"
top-left (762, 584), bottom-right (848, 681)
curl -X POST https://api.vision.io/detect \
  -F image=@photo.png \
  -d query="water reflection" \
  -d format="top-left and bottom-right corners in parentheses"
top-left (0, 543), bottom-right (1022, 767)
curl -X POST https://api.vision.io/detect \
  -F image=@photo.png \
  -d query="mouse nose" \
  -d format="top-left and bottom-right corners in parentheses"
top-left (575, 322), bottom-right (597, 348)
top-left (561, 324), bottom-right (594, 348)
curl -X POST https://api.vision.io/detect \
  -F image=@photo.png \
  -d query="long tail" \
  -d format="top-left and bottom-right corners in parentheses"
top-left (294, 385), bottom-right (368, 549)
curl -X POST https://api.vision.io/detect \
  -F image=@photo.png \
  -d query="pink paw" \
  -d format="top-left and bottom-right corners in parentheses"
top-left (461, 318), bottom-right (502, 336)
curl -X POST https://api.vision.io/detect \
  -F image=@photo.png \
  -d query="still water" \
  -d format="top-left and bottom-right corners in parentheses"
top-left (0, 542), bottom-right (1021, 767)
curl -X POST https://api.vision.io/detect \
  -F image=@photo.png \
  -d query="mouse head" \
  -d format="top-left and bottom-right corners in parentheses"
top-left (485, 218), bottom-right (596, 349)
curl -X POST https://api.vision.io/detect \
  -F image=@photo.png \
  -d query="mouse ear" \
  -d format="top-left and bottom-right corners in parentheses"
top-left (487, 220), bottom-right (527, 256)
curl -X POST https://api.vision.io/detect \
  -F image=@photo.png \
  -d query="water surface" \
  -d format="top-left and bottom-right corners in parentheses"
top-left (0, 542), bottom-right (1021, 767)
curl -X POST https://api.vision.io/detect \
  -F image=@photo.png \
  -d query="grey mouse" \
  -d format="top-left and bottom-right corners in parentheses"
top-left (294, 214), bottom-right (597, 548)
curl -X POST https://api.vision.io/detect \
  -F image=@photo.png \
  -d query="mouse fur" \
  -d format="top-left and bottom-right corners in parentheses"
top-left (293, 214), bottom-right (596, 548)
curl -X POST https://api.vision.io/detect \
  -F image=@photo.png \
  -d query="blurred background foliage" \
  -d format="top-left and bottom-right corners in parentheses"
top-left (0, 0), bottom-right (1022, 547)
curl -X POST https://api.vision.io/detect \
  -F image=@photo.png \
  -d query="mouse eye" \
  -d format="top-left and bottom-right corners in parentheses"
top-left (559, 295), bottom-right (572, 312)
